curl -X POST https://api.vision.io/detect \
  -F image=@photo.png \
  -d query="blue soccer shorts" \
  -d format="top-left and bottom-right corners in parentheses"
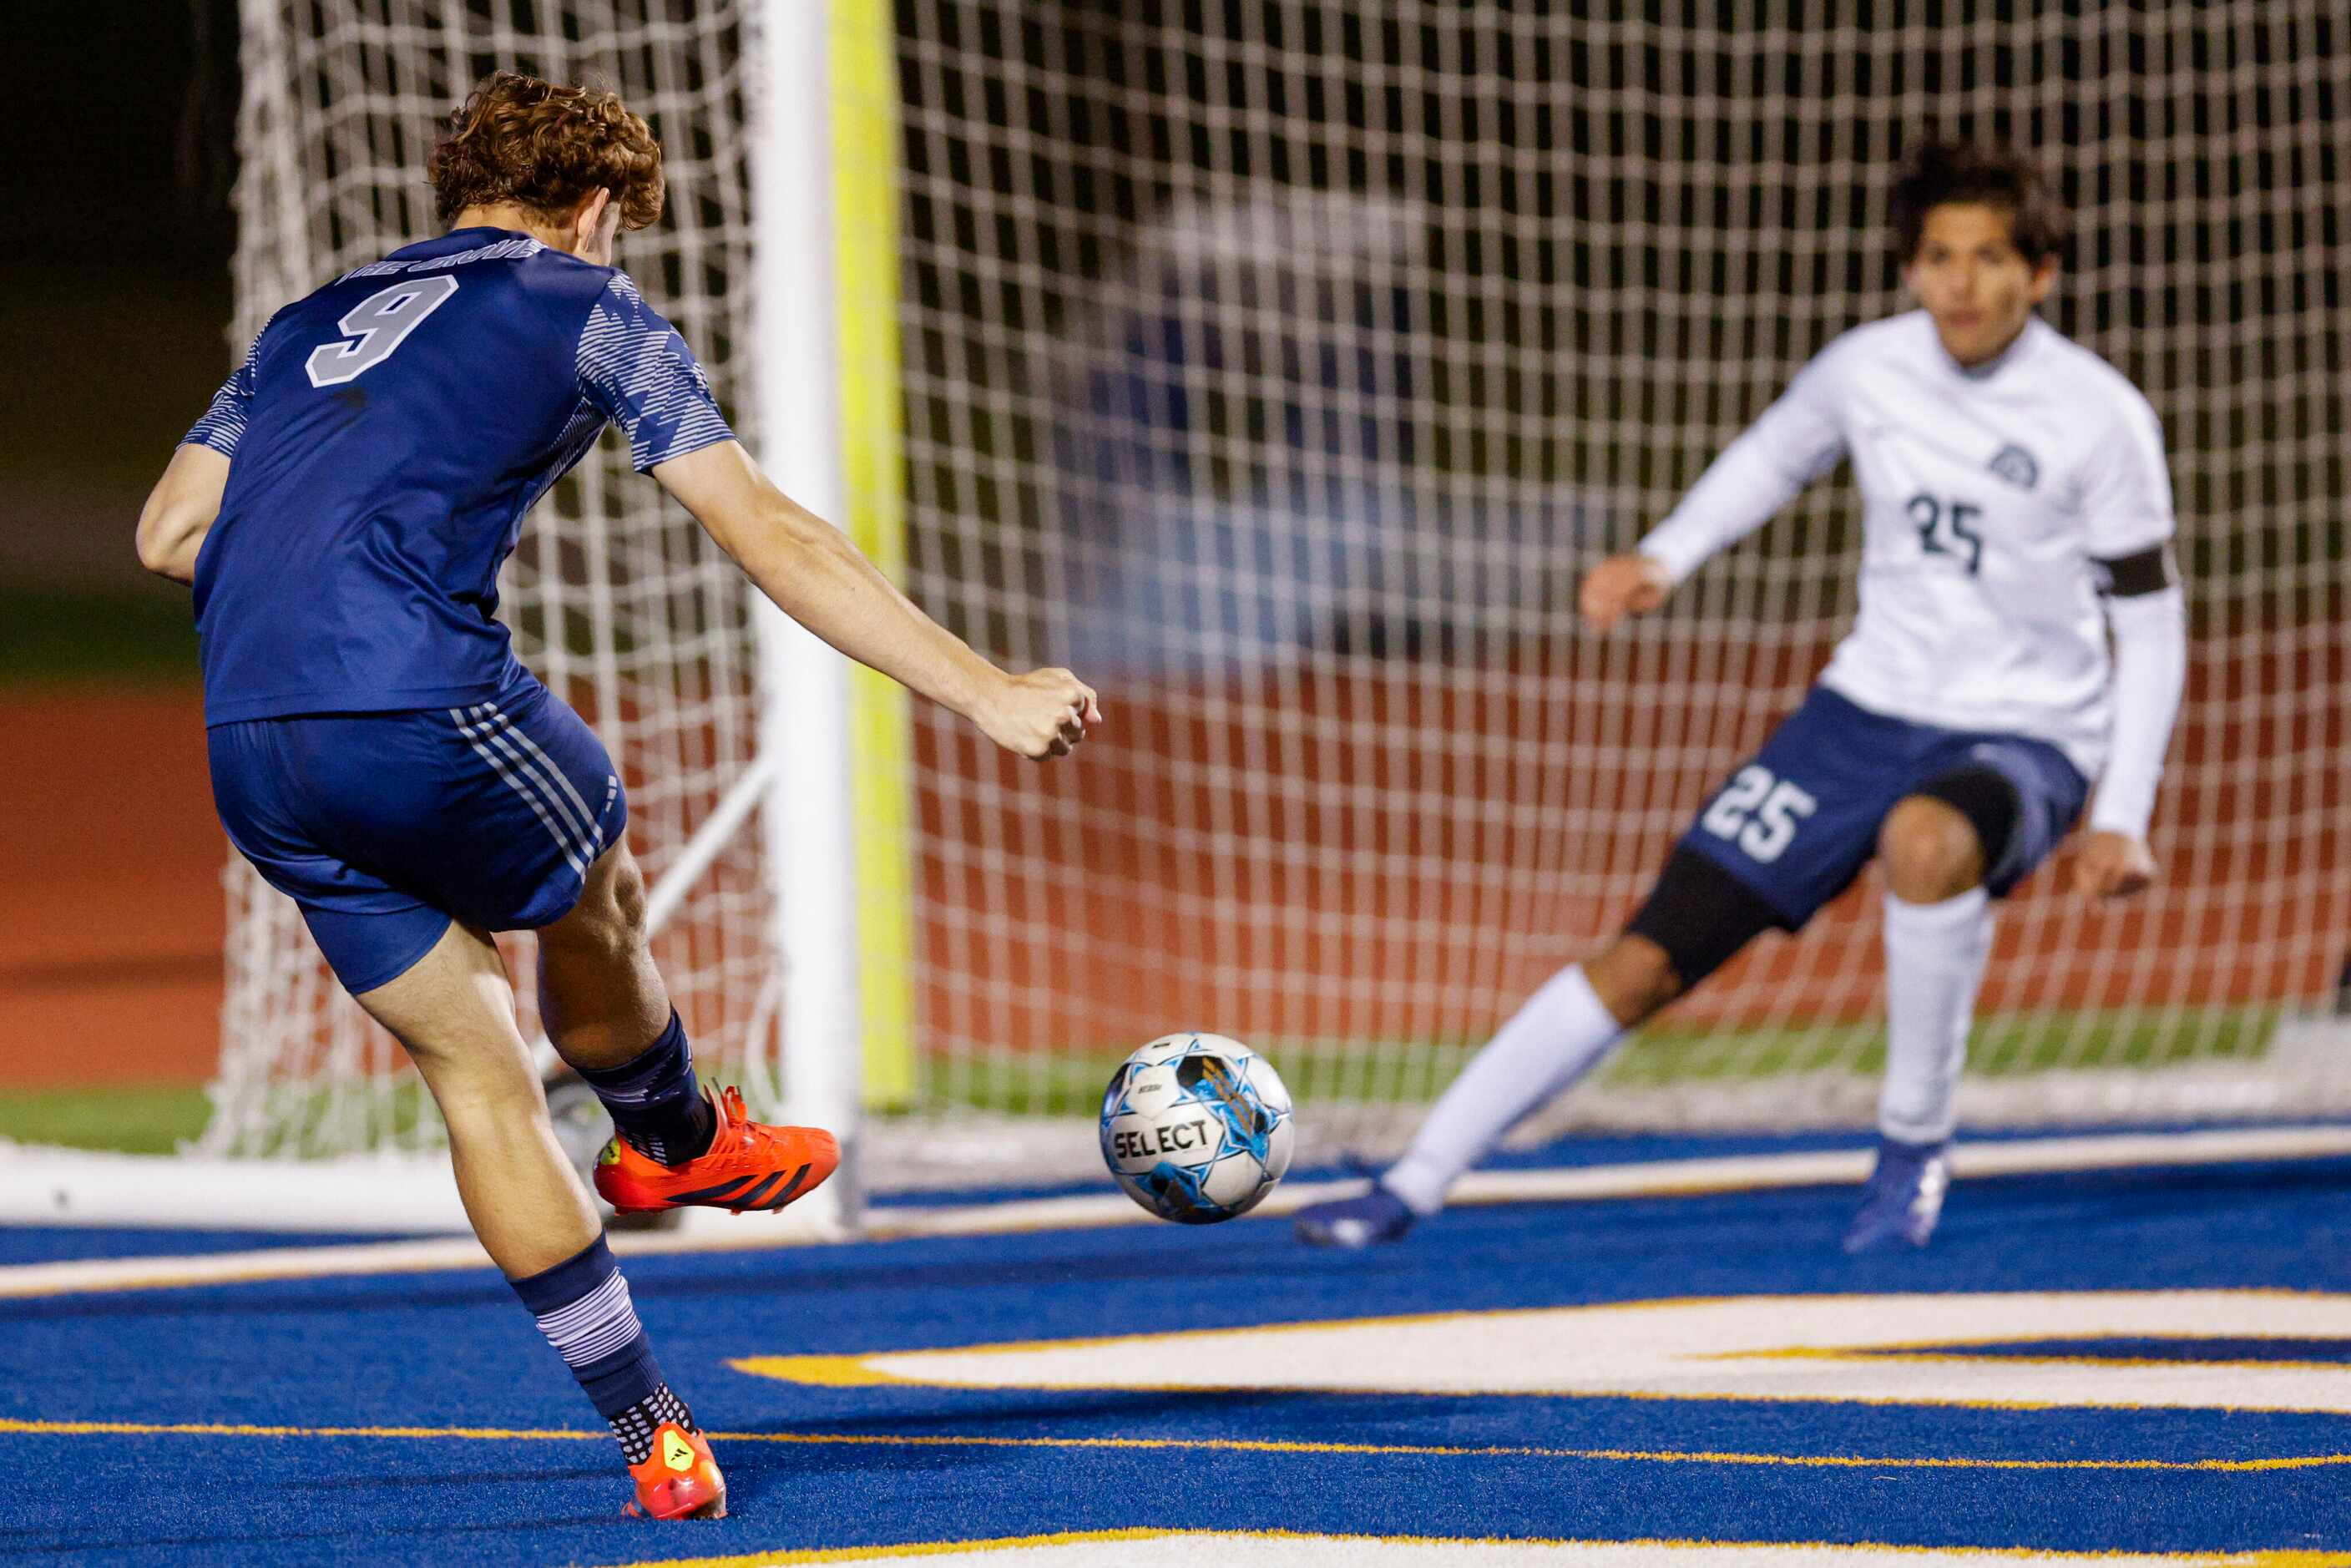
top-left (208, 675), bottom-right (627, 994)
top-left (1675, 684), bottom-right (2090, 930)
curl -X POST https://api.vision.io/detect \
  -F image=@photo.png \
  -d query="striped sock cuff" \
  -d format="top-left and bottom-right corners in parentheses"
top-left (536, 1271), bottom-right (644, 1368)
top-left (509, 1237), bottom-right (664, 1419)
top-left (509, 1235), bottom-right (619, 1318)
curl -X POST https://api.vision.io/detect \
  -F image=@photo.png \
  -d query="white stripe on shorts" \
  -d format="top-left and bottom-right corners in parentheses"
top-left (484, 701), bottom-right (604, 857)
top-left (451, 709), bottom-right (590, 878)
top-left (463, 705), bottom-right (600, 862)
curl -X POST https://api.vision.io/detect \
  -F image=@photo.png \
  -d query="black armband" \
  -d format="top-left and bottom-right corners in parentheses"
top-left (2092, 544), bottom-right (2177, 598)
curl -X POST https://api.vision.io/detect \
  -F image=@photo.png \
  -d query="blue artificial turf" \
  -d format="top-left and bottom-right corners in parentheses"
top-left (0, 1227), bottom-right (419, 1267)
top-left (3, 1152), bottom-right (2349, 1564)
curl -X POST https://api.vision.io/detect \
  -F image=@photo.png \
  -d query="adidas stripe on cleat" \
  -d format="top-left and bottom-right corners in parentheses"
top-left (594, 1084), bottom-right (838, 1216)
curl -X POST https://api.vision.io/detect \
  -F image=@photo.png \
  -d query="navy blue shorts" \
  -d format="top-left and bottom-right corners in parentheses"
top-left (209, 675), bottom-right (627, 994)
top-left (1676, 685), bottom-right (2089, 929)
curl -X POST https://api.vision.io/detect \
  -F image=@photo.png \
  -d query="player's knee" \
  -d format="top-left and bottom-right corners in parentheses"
top-left (550, 845), bottom-right (648, 955)
top-left (1879, 796), bottom-right (1988, 902)
top-left (604, 850), bottom-right (649, 940)
top-left (1585, 936), bottom-right (1683, 1024)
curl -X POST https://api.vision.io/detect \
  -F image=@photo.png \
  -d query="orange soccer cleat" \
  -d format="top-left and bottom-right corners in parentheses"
top-left (594, 1085), bottom-right (839, 1216)
top-left (626, 1421), bottom-right (728, 1520)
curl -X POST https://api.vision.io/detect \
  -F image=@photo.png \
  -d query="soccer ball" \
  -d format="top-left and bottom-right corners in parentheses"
top-left (1099, 1033), bottom-right (1295, 1223)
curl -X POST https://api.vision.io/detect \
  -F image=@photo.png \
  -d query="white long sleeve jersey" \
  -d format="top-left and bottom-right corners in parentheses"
top-left (1640, 311), bottom-right (2176, 783)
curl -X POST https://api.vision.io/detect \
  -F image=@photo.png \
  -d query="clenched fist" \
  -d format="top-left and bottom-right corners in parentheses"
top-left (974, 667), bottom-right (1100, 760)
top-left (2071, 830), bottom-right (2156, 899)
top-left (1580, 554), bottom-right (1674, 632)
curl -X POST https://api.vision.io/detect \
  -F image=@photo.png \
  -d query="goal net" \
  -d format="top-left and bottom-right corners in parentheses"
top-left (213, 1), bottom-right (2351, 1189)
top-left (881, 2), bottom-right (2350, 1178)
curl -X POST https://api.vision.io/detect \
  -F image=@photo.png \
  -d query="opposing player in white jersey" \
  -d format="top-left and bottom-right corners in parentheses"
top-left (1297, 139), bottom-right (2187, 1252)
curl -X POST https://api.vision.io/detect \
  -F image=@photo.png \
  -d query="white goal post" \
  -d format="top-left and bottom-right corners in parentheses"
top-left (196, 2), bottom-right (2351, 1211)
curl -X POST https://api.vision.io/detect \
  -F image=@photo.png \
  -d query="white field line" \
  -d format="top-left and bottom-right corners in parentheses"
top-left (578, 1528), bottom-right (2338, 1568)
top-left (2, 1122), bottom-right (2348, 1301)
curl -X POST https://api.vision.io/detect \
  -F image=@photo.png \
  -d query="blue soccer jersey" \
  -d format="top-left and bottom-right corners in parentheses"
top-left (182, 227), bottom-right (733, 724)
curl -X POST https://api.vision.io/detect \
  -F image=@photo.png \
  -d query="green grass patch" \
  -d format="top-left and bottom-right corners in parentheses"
top-left (1600, 1006), bottom-right (2276, 1089)
top-left (894, 1006), bottom-right (2278, 1116)
top-left (0, 1085), bottom-right (212, 1156)
top-left (0, 1078), bottom-right (448, 1159)
top-left (0, 1006), bottom-right (2281, 1156)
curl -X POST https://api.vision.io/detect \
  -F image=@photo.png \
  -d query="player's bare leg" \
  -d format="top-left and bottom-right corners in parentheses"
top-left (354, 919), bottom-right (600, 1277)
top-left (1848, 792), bottom-right (1995, 1253)
top-left (537, 840), bottom-right (671, 1070)
top-left (354, 922), bottom-right (725, 1518)
top-left (539, 839), bottom-right (839, 1216)
top-left (1298, 933), bottom-right (1691, 1247)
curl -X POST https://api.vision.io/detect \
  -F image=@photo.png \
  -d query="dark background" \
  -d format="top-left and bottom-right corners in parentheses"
top-left (3, 0), bottom-right (239, 670)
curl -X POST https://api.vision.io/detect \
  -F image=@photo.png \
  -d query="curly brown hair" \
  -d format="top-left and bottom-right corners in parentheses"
top-left (427, 71), bottom-right (665, 231)
top-left (1889, 137), bottom-right (2069, 266)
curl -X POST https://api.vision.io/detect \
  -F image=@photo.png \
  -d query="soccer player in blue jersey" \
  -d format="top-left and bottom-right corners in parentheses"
top-left (134, 73), bottom-right (1097, 1520)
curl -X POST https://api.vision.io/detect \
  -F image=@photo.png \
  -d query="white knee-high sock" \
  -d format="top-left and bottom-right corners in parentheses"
top-left (1877, 888), bottom-right (1994, 1146)
top-left (1383, 964), bottom-right (1628, 1215)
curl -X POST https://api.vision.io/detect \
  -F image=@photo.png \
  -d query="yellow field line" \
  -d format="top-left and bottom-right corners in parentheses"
top-left (1, 1418), bottom-right (2339, 1474)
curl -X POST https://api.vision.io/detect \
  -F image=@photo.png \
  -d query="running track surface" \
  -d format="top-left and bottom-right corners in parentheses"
top-left (8, 665), bottom-right (2344, 1089)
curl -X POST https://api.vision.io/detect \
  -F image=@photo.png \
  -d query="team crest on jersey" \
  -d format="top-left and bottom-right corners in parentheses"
top-left (1986, 443), bottom-right (2040, 490)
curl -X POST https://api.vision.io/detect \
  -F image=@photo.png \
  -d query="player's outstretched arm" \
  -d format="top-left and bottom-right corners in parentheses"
top-left (2072, 564), bottom-right (2187, 900)
top-left (1596, 348), bottom-right (1848, 628)
top-left (2072, 386), bottom-right (2188, 902)
top-left (652, 439), bottom-right (1098, 760)
top-left (134, 444), bottom-right (232, 586)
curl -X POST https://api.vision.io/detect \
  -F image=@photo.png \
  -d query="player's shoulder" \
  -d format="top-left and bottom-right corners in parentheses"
top-left (576, 268), bottom-right (695, 376)
top-left (2022, 321), bottom-right (2162, 430)
top-left (1793, 313), bottom-right (1921, 386)
top-left (504, 241), bottom-right (625, 316)
top-left (579, 266), bottom-right (678, 329)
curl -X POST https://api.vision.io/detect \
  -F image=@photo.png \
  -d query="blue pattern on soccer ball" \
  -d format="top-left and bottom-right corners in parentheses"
top-left (1099, 1063), bottom-right (1133, 1120)
top-left (1133, 1159), bottom-right (1226, 1225)
top-left (1100, 1034), bottom-right (1295, 1225)
top-left (1176, 1053), bottom-right (1274, 1166)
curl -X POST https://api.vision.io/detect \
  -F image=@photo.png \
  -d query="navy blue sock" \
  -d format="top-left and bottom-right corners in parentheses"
top-left (509, 1235), bottom-right (695, 1463)
top-left (577, 1011), bottom-right (715, 1165)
